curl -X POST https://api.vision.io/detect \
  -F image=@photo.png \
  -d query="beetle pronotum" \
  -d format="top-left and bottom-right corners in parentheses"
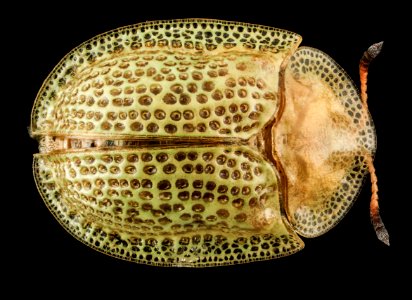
top-left (31, 19), bottom-right (388, 267)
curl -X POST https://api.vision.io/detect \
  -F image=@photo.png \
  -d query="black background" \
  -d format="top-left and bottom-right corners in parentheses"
top-left (7, 2), bottom-right (405, 295)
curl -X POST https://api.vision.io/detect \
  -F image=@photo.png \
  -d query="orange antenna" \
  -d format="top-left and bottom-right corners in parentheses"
top-left (360, 42), bottom-right (383, 107)
top-left (360, 42), bottom-right (389, 245)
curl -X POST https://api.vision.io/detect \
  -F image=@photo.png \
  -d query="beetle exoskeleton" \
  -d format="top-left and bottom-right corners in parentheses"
top-left (31, 19), bottom-right (386, 267)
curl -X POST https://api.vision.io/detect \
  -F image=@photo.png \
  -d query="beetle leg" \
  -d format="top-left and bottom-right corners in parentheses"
top-left (360, 42), bottom-right (389, 245)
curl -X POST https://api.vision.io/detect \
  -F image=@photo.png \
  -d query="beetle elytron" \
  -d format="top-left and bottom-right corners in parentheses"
top-left (31, 19), bottom-right (388, 267)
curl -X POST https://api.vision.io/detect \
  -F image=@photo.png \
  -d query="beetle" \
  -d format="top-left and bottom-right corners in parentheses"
top-left (30, 19), bottom-right (388, 267)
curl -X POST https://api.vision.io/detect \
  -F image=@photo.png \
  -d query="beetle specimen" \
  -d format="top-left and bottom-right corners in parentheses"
top-left (31, 19), bottom-right (388, 266)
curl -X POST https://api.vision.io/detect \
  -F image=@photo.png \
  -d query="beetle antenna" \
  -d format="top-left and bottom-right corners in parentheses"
top-left (366, 156), bottom-right (389, 245)
top-left (360, 42), bottom-right (389, 245)
top-left (360, 41), bottom-right (383, 106)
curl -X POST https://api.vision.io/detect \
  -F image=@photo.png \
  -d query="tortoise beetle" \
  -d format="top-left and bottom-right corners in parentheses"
top-left (31, 19), bottom-right (388, 267)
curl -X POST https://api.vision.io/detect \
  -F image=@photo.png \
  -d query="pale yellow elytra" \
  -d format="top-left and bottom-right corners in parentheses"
top-left (31, 19), bottom-right (388, 267)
